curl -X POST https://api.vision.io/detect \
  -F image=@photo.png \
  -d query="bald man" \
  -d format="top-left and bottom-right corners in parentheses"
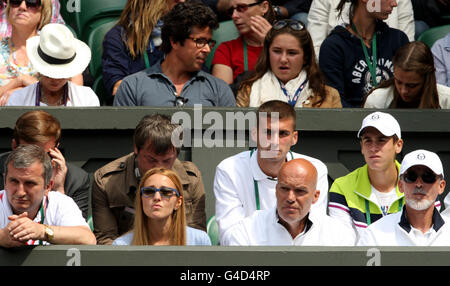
top-left (222, 159), bottom-right (356, 245)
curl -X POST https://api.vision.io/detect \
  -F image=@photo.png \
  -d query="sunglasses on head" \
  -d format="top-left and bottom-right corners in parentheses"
top-left (402, 170), bottom-right (441, 184)
top-left (9, 0), bottom-right (41, 9)
top-left (226, 1), bottom-right (262, 16)
top-left (140, 186), bottom-right (180, 199)
top-left (273, 20), bottom-right (305, 31)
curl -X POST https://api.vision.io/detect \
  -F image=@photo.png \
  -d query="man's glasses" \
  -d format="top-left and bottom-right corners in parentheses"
top-left (140, 186), bottom-right (180, 199)
top-left (9, 0), bottom-right (41, 9)
top-left (402, 170), bottom-right (441, 184)
top-left (273, 20), bottom-right (305, 31)
top-left (188, 37), bottom-right (216, 49)
top-left (226, 1), bottom-right (262, 16)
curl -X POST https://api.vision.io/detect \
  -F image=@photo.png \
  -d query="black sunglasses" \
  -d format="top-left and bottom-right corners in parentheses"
top-left (140, 186), bottom-right (180, 199)
top-left (273, 20), bottom-right (305, 31)
top-left (227, 1), bottom-right (262, 16)
top-left (403, 170), bottom-right (441, 184)
top-left (9, 0), bottom-right (41, 9)
top-left (175, 96), bottom-right (188, 107)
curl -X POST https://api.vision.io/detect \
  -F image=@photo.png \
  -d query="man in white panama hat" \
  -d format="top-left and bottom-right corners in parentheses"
top-left (358, 149), bottom-right (450, 246)
top-left (6, 23), bottom-right (99, 106)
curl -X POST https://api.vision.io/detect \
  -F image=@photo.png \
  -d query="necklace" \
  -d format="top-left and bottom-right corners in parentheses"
top-left (35, 82), bottom-right (69, 106)
top-left (41, 92), bottom-right (64, 106)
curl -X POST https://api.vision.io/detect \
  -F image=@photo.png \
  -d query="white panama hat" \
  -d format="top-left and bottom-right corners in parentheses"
top-left (26, 23), bottom-right (91, 79)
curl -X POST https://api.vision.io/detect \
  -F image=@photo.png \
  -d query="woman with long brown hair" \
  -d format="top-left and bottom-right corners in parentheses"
top-left (236, 19), bottom-right (341, 108)
top-left (319, 0), bottom-right (409, 107)
top-left (364, 41), bottom-right (450, 109)
top-left (102, 0), bottom-right (184, 97)
top-left (113, 168), bottom-right (211, 245)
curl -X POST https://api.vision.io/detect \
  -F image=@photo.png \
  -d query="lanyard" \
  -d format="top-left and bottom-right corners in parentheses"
top-left (35, 82), bottom-right (69, 106)
top-left (243, 39), bottom-right (248, 72)
top-left (144, 52), bottom-right (150, 69)
top-left (250, 149), bottom-right (294, 210)
top-left (352, 23), bottom-right (378, 87)
top-left (38, 197), bottom-right (47, 246)
top-left (365, 197), bottom-right (403, 226)
top-left (278, 78), bottom-right (308, 107)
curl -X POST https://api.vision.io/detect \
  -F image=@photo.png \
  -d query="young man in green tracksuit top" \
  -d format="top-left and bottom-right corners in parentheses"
top-left (328, 112), bottom-right (405, 236)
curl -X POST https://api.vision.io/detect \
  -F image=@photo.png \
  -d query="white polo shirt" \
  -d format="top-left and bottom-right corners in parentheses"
top-left (221, 207), bottom-right (356, 246)
top-left (357, 207), bottom-right (450, 246)
top-left (214, 149), bottom-right (329, 244)
top-left (0, 190), bottom-right (89, 245)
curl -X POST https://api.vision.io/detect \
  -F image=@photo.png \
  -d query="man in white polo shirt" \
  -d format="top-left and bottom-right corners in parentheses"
top-left (0, 145), bottom-right (96, 248)
top-left (357, 150), bottom-right (450, 246)
top-left (222, 158), bottom-right (355, 246)
top-left (214, 100), bottom-right (329, 244)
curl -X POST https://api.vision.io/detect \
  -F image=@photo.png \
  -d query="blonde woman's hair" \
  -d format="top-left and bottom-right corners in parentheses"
top-left (131, 167), bottom-right (186, 245)
top-left (6, 0), bottom-right (52, 31)
top-left (118, 0), bottom-right (169, 59)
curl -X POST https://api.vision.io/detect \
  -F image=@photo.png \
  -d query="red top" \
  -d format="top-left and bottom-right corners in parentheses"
top-left (212, 36), bottom-right (263, 81)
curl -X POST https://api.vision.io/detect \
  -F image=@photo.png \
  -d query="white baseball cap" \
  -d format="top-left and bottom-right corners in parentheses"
top-left (400, 149), bottom-right (444, 177)
top-left (357, 112), bottom-right (401, 139)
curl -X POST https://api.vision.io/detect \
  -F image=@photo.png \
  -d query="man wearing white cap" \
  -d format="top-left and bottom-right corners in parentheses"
top-left (328, 112), bottom-right (405, 236)
top-left (357, 150), bottom-right (449, 246)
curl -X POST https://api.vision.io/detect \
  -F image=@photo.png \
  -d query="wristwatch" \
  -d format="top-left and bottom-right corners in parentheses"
top-left (43, 224), bottom-right (54, 242)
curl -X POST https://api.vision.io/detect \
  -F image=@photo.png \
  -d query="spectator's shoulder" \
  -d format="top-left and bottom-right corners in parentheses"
top-left (94, 153), bottom-right (134, 182)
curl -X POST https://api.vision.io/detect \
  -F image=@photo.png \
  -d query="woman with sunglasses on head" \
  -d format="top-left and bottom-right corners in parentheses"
top-left (0, 0), bottom-right (65, 37)
top-left (112, 168), bottom-right (211, 246)
top-left (364, 41), bottom-right (450, 109)
top-left (0, 0), bottom-right (82, 105)
top-left (102, 0), bottom-right (184, 101)
top-left (318, 0), bottom-right (409, 108)
top-left (211, 0), bottom-right (276, 85)
top-left (236, 20), bottom-right (341, 108)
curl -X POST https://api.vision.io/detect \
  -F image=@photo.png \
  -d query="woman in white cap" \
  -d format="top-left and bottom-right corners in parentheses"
top-left (6, 23), bottom-right (99, 106)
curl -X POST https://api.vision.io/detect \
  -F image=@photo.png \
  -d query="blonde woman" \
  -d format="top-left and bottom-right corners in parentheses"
top-left (0, 0), bottom-right (83, 105)
top-left (102, 0), bottom-right (184, 97)
top-left (112, 168), bottom-right (211, 245)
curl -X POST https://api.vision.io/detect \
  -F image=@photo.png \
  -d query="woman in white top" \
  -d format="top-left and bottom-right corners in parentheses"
top-left (113, 167), bottom-right (211, 246)
top-left (364, 41), bottom-right (450, 109)
top-left (7, 23), bottom-right (99, 106)
top-left (236, 19), bottom-right (341, 108)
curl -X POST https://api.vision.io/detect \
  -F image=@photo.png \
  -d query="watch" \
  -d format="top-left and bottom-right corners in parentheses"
top-left (43, 224), bottom-right (54, 242)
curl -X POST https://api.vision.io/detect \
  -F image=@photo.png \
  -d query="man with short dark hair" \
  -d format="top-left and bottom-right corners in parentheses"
top-left (358, 150), bottom-right (450, 246)
top-left (92, 114), bottom-right (206, 245)
top-left (0, 145), bottom-right (96, 248)
top-left (328, 112), bottom-right (420, 237)
top-left (0, 110), bottom-right (90, 219)
top-left (214, 100), bottom-right (328, 244)
top-left (222, 159), bottom-right (355, 245)
top-left (114, 1), bottom-right (235, 107)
